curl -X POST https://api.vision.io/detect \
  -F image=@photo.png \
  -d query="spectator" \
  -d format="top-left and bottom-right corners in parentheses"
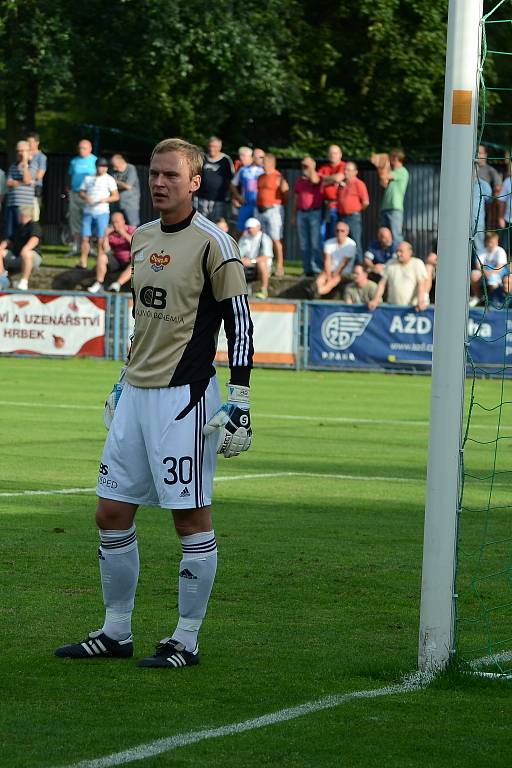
top-left (256, 153), bottom-right (288, 276)
top-left (110, 153), bottom-right (140, 226)
top-left (67, 139), bottom-right (98, 255)
top-left (469, 230), bottom-right (508, 306)
top-left (344, 264), bottom-right (378, 304)
top-left (473, 176), bottom-right (493, 256)
top-left (498, 169), bottom-right (512, 256)
top-left (5, 140), bottom-right (37, 239)
top-left (368, 241), bottom-right (429, 311)
top-left (231, 148), bottom-right (265, 236)
top-left (88, 211), bottom-right (135, 294)
top-left (214, 217), bottom-right (229, 233)
top-left (26, 132), bottom-right (47, 222)
top-left (194, 136), bottom-right (234, 221)
top-left (336, 161), bottom-right (369, 265)
top-left (0, 205), bottom-right (42, 290)
top-left (477, 144), bottom-right (501, 193)
top-left (79, 157), bottom-right (119, 270)
top-left (293, 156), bottom-right (323, 276)
top-left (315, 221), bottom-right (356, 297)
top-left (374, 148), bottom-right (409, 243)
top-left (363, 226), bottom-right (397, 278)
top-left (490, 272), bottom-right (512, 308)
top-left (318, 144), bottom-right (346, 240)
top-left (238, 217), bottom-right (273, 299)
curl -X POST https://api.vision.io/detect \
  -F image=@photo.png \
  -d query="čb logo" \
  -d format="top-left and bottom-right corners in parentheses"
top-left (321, 312), bottom-right (372, 351)
top-left (150, 251), bottom-right (171, 272)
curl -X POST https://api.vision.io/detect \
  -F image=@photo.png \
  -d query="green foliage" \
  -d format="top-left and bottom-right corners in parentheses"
top-left (0, 0), bottom-right (502, 158)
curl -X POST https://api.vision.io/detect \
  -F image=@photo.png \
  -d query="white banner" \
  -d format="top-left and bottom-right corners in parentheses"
top-left (216, 300), bottom-right (298, 366)
top-left (0, 293), bottom-right (106, 356)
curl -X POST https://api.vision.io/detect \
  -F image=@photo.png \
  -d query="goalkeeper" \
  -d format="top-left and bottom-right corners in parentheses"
top-left (55, 138), bottom-right (254, 669)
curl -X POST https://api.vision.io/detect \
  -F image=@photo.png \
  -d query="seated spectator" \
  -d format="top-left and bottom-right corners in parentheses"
top-left (470, 230), bottom-right (508, 306)
top-left (238, 217), bottom-right (273, 299)
top-left (425, 245), bottom-right (437, 304)
top-left (256, 153), bottom-right (288, 276)
top-left (368, 241), bottom-right (429, 311)
top-left (363, 227), bottom-right (397, 278)
top-left (88, 211), bottom-right (135, 293)
top-left (344, 264), bottom-right (378, 304)
top-left (79, 158), bottom-right (119, 269)
top-left (0, 205), bottom-right (42, 290)
top-left (315, 221), bottom-right (356, 297)
top-left (489, 272), bottom-right (512, 307)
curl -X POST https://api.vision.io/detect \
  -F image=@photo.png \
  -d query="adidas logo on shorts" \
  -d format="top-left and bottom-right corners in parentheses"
top-left (179, 487), bottom-right (190, 498)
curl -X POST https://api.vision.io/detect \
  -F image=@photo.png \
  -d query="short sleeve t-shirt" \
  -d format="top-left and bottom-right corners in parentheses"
top-left (108, 225), bottom-right (137, 265)
top-left (344, 280), bottom-right (377, 304)
top-left (6, 160), bottom-right (37, 207)
top-left (114, 164), bottom-right (140, 209)
top-left (11, 220), bottom-right (42, 255)
top-left (68, 154), bottom-right (98, 192)
top-left (381, 166), bottom-right (409, 211)
top-left (337, 178), bottom-right (369, 216)
top-left (238, 231), bottom-right (274, 262)
top-left (257, 170), bottom-right (284, 207)
top-left (478, 245), bottom-right (508, 271)
top-left (318, 161), bottom-right (346, 204)
top-left (294, 177), bottom-right (323, 210)
top-left (198, 154), bottom-right (234, 201)
top-left (383, 256), bottom-right (427, 305)
top-left (364, 239), bottom-right (397, 266)
top-left (80, 173), bottom-right (118, 215)
top-left (323, 236), bottom-right (357, 276)
top-left (233, 165), bottom-right (264, 206)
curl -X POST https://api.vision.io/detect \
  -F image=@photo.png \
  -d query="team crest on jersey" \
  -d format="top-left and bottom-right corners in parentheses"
top-left (150, 251), bottom-right (172, 272)
top-left (134, 249), bottom-right (146, 263)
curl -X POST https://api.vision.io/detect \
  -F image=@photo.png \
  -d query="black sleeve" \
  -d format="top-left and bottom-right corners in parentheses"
top-left (220, 294), bottom-right (254, 387)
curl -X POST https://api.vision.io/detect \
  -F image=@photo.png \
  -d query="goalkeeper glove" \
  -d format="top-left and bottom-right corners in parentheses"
top-left (103, 366), bottom-right (126, 430)
top-left (203, 383), bottom-right (252, 458)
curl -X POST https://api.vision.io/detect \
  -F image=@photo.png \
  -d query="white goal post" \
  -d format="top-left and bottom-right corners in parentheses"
top-left (418, 0), bottom-right (484, 671)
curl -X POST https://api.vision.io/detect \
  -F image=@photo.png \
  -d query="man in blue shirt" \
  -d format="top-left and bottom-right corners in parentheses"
top-left (231, 148), bottom-right (265, 236)
top-left (363, 226), bottom-right (397, 278)
top-left (67, 139), bottom-right (97, 258)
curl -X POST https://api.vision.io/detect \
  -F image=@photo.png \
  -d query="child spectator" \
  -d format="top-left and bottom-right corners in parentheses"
top-left (470, 230), bottom-right (508, 306)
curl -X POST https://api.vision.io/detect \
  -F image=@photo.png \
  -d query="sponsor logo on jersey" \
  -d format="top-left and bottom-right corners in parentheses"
top-left (139, 286), bottom-right (167, 309)
top-left (150, 251), bottom-right (172, 272)
top-left (321, 312), bottom-right (372, 351)
top-left (179, 487), bottom-right (191, 498)
top-left (134, 249), bottom-right (146, 262)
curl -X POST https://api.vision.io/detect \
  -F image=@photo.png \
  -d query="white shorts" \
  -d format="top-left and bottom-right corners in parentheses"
top-left (257, 205), bottom-right (283, 241)
top-left (97, 378), bottom-right (221, 509)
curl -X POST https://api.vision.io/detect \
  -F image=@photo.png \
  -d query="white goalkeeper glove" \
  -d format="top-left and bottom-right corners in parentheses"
top-left (203, 383), bottom-right (252, 458)
top-left (103, 366), bottom-right (126, 430)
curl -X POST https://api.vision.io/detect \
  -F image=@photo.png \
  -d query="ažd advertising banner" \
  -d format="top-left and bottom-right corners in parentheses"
top-left (308, 303), bottom-right (512, 373)
top-left (216, 300), bottom-right (298, 367)
top-left (0, 293), bottom-right (106, 356)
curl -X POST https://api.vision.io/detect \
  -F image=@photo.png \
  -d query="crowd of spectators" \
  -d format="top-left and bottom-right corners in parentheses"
top-left (0, 134), bottom-right (509, 307)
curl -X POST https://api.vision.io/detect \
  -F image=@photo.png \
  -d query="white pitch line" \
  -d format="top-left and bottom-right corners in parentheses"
top-left (0, 400), bottom-right (507, 431)
top-left (0, 471), bottom-right (421, 499)
top-left (53, 670), bottom-right (433, 768)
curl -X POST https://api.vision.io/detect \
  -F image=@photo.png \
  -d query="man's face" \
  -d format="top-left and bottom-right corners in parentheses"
top-left (396, 243), bottom-right (412, 262)
top-left (478, 145), bottom-right (487, 166)
top-left (149, 151), bottom-right (200, 215)
top-left (247, 224), bottom-right (261, 237)
top-left (208, 139), bottom-right (222, 157)
top-left (263, 157), bottom-right (275, 173)
top-left (378, 227), bottom-right (393, 247)
top-left (240, 151), bottom-right (253, 167)
top-left (335, 223), bottom-right (349, 243)
top-left (78, 141), bottom-right (92, 157)
top-left (111, 155), bottom-right (125, 171)
top-left (485, 235), bottom-right (499, 251)
top-left (344, 163), bottom-right (357, 180)
top-left (111, 213), bottom-right (126, 231)
top-left (27, 137), bottom-right (38, 152)
top-left (97, 164), bottom-right (108, 175)
top-left (328, 145), bottom-right (342, 164)
top-left (16, 142), bottom-right (29, 157)
top-left (253, 150), bottom-right (265, 166)
top-left (353, 266), bottom-right (366, 286)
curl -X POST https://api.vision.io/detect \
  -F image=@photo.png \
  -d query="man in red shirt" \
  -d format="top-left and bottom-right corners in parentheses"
top-left (337, 161), bottom-right (369, 264)
top-left (256, 153), bottom-right (289, 276)
top-left (88, 211), bottom-right (136, 293)
top-left (318, 144), bottom-right (346, 241)
top-left (293, 156), bottom-right (323, 275)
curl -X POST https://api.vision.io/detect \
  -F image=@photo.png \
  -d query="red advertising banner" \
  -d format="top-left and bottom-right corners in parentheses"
top-left (0, 293), bottom-right (106, 357)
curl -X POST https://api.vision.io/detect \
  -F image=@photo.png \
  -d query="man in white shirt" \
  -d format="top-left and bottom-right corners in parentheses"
top-left (470, 230), bottom-right (508, 305)
top-left (315, 220), bottom-right (356, 297)
top-left (238, 217), bottom-right (273, 298)
top-left (368, 241), bottom-right (429, 310)
top-left (79, 158), bottom-right (119, 269)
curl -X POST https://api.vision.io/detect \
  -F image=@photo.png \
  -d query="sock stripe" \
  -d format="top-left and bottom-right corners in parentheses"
top-left (100, 532), bottom-right (137, 550)
top-left (181, 542), bottom-right (217, 555)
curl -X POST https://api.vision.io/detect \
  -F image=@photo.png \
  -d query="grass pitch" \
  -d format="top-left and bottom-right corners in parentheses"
top-left (1, 357), bottom-right (511, 768)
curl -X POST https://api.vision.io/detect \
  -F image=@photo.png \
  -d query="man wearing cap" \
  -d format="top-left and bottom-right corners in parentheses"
top-left (238, 217), bottom-right (273, 299)
top-left (79, 158), bottom-right (119, 271)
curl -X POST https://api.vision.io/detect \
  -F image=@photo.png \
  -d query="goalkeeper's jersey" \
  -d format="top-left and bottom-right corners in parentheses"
top-left (126, 211), bottom-right (253, 388)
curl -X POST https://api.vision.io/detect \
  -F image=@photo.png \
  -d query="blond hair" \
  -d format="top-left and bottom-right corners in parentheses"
top-left (150, 138), bottom-right (203, 179)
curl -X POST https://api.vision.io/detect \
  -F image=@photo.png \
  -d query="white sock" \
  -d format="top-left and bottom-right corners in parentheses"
top-left (172, 530), bottom-right (217, 651)
top-left (99, 525), bottom-right (139, 640)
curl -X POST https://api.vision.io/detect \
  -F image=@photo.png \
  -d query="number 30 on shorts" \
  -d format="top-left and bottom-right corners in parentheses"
top-left (163, 456), bottom-right (193, 485)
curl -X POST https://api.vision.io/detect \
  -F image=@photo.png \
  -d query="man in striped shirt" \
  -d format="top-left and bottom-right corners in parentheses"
top-left (55, 138), bottom-right (254, 670)
top-left (5, 141), bottom-right (37, 238)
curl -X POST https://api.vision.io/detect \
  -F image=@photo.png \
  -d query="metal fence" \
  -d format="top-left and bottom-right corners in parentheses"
top-left (0, 151), bottom-right (440, 260)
